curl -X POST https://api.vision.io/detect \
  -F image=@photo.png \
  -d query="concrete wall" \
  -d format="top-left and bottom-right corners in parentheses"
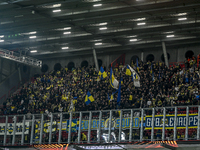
top-left (0, 60), bottom-right (41, 104)
top-left (42, 45), bottom-right (200, 70)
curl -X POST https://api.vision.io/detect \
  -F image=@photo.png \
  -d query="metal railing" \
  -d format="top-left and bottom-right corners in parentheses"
top-left (0, 105), bottom-right (199, 145)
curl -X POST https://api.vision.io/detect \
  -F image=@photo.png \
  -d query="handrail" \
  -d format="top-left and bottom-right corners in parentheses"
top-left (0, 94), bottom-right (6, 103)
top-left (0, 105), bottom-right (199, 116)
top-left (111, 53), bottom-right (125, 67)
top-left (8, 86), bottom-right (16, 97)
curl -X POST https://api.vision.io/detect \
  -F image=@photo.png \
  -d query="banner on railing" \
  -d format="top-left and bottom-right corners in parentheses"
top-left (0, 122), bottom-right (30, 135)
top-left (34, 117), bottom-right (140, 133)
top-left (145, 114), bottom-right (198, 129)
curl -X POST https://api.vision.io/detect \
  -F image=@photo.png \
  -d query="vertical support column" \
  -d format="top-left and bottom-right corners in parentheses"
top-left (118, 110), bottom-right (123, 143)
top-left (197, 106), bottom-right (200, 140)
top-left (68, 112), bottom-right (72, 144)
top-left (30, 115), bottom-right (35, 145)
top-left (129, 109), bottom-right (133, 142)
top-left (49, 113), bottom-right (53, 144)
top-left (93, 48), bottom-right (99, 71)
top-left (3, 116), bottom-right (8, 145)
top-left (141, 52), bottom-right (144, 62)
top-left (140, 109), bottom-right (144, 142)
top-left (151, 108), bottom-right (155, 141)
top-left (78, 112), bottom-right (82, 144)
top-left (21, 115), bottom-right (26, 145)
top-left (162, 108), bottom-right (166, 141)
top-left (108, 110), bottom-right (112, 143)
top-left (185, 107), bottom-right (189, 140)
top-left (162, 41), bottom-right (169, 67)
top-left (173, 107), bottom-right (177, 141)
top-left (12, 116), bottom-right (17, 145)
top-left (97, 111), bottom-right (102, 143)
top-left (58, 113), bottom-right (62, 144)
top-left (39, 114), bottom-right (44, 144)
top-left (87, 112), bottom-right (92, 143)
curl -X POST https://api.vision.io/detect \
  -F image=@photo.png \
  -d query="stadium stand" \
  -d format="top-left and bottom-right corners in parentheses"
top-left (1, 57), bottom-right (199, 116)
top-left (0, 55), bottom-right (199, 146)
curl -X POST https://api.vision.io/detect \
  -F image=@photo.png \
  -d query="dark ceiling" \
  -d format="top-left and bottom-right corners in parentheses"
top-left (0, 0), bottom-right (200, 59)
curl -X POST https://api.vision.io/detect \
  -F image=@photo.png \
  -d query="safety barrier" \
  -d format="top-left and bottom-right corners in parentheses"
top-left (0, 105), bottom-right (200, 146)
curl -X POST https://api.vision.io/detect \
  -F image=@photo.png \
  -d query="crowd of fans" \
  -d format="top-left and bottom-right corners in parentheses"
top-left (1, 57), bottom-right (200, 116)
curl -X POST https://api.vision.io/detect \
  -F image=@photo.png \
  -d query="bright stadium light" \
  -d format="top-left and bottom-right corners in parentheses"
top-left (130, 39), bottom-right (138, 42)
top-left (99, 22), bottom-right (107, 26)
top-left (176, 12), bottom-right (187, 16)
top-left (128, 35), bottom-right (137, 38)
top-left (63, 32), bottom-right (71, 34)
top-left (53, 9), bottom-right (61, 12)
top-left (136, 17), bottom-right (146, 21)
top-left (93, 4), bottom-right (102, 7)
top-left (95, 43), bottom-right (102, 45)
top-left (0, 40), bottom-right (4, 42)
top-left (99, 27), bottom-right (107, 30)
top-left (29, 36), bottom-right (36, 39)
top-left (63, 27), bottom-right (71, 30)
top-left (166, 35), bottom-right (174, 38)
top-left (53, 4), bottom-right (61, 8)
top-left (163, 31), bottom-right (174, 34)
top-left (178, 17), bottom-right (187, 21)
top-left (30, 50), bottom-right (37, 53)
top-left (137, 22), bottom-right (146, 25)
top-left (0, 35), bottom-right (4, 38)
top-left (28, 31), bottom-right (37, 34)
top-left (62, 47), bottom-right (69, 49)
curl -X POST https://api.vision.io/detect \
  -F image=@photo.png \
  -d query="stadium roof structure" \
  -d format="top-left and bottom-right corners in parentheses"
top-left (0, 0), bottom-right (200, 59)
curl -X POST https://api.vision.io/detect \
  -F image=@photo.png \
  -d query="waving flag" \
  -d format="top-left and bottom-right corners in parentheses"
top-left (126, 65), bottom-right (140, 87)
top-left (110, 67), bottom-right (119, 89)
top-left (98, 66), bottom-right (107, 80)
top-left (126, 65), bottom-right (132, 76)
top-left (85, 91), bottom-right (95, 105)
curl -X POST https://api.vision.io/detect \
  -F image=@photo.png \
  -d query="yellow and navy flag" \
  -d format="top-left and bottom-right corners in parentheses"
top-left (126, 65), bottom-right (140, 87)
top-left (98, 66), bottom-right (107, 80)
top-left (66, 119), bottom-right (77, 133)
top-left (126, 65), bottom-right (132, 76)
top-left (85, 91), bottom-right (95, 105)
top-left (110, 67), bottom-right (119, 89)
